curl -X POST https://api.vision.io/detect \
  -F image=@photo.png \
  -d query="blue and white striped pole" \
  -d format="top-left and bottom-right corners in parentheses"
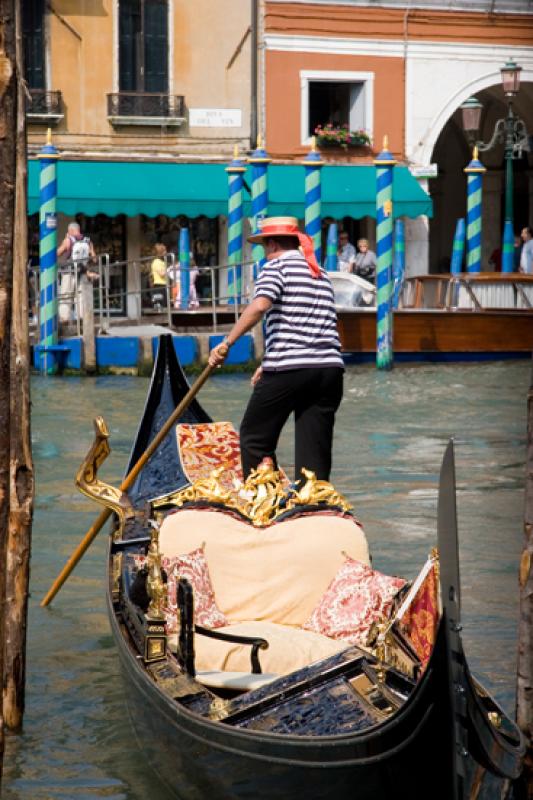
top-left (464, 147), bottom-right (486, 274)
top-left (38, 128), bottom-right (60, 375)
top-left (450, 218), bottom-right (466, 275)
top-left (325, 223), bottom-right (338, 272)
top-left (392, 218), bottom-right (405, 309)
top-left (179, 227), bottom-right (190, 310)
top-left (374, 136), bottom-right (396, 370)
top-left (501, 219), bottom-right (514, 274)
top-left (302, 139), bottom-right (325, 265)
top-left (226, 146), bottom-right (246, 304)
top-left (249, 135), bottom-right (270, 278)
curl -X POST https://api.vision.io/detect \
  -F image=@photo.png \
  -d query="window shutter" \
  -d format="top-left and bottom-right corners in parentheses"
top-left (23, 0), bottom-right (45, 90)
top-left (119, 0), bottom-right (141, 91)
top-left (144, 0), bottom-right (168, 94)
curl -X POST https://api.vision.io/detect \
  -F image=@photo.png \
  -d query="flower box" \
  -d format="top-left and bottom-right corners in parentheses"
top-left (315, 125), bottom-right (371, 150)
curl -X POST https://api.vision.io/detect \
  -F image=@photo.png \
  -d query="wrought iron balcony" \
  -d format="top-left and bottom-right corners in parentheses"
top-left (26, 89), bottom-right (63, 124)
top-left (107, 92), bottom-right (186, 126)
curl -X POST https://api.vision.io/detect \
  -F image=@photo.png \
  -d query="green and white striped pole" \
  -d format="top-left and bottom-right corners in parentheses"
top-left (464, 147), bottom-right (486, 274)
top-left (302, 138), bottom-right (325, 265)
top-left (392, 218), bottom-right (405, 309)
top-left (501, 220), bottom-right (514, 274)
top-left (325, 223), bottom-right (338, 272)
top-left (38, 128), bottom-right (60, 375)
top-left (226, 145), bottom-right (246, 304)
top-left (249, 134), bottom-right (270, 278)
top-left (374, 136), bottom-right (396, 370)
top-left (450, 218), bottom-right (466, 275)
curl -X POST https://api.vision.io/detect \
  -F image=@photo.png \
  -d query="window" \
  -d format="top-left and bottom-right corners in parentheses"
top-left (300, 70), bottom-right (374, 145)
top-left (119, 0), bottom-right (168, 94)
top-left (23, 0), bottom-right (45, 90)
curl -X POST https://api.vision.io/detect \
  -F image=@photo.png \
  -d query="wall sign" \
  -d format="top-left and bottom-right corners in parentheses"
top-left (189, 108), bottom-right (242, 128)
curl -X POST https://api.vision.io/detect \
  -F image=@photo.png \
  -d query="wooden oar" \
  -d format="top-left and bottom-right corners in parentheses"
top-left (41, 363), bottom-right (215, 607)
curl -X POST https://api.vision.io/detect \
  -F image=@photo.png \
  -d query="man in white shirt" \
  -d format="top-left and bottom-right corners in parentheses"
top-left (519, 226), bottom-right (533, 274)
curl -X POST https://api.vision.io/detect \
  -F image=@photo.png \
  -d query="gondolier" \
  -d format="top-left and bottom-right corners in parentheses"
top-left (209, 216), bottom-right (344, 483)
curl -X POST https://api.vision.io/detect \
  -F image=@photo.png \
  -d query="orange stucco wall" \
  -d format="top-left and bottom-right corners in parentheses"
top-left (266, 50), bottom-right (404, 160)
top-left (265, 2), bottom-right (533, 47)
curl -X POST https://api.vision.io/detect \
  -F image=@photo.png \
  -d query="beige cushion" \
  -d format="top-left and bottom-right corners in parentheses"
top-left (159, 509), bottom-right (370, 627)
top-left (168, 621), bottom-right (348, 676)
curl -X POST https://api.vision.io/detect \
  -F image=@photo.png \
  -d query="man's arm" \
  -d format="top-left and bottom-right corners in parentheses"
top-left (208, 296), bottom-right (272, 367)
top-left (57, 236), bottom-right (69, 258)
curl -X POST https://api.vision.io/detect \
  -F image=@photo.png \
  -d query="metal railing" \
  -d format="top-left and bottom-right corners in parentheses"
top-left (26, 89), bottom-right (63, 117)
top-left (33, 255), bottom-right (258, 336)
top-left (107, 92), bottom-right (185, 118)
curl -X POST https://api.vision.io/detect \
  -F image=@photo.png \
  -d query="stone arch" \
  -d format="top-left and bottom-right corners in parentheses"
top-left (417, 68), bottom-right (533, 168)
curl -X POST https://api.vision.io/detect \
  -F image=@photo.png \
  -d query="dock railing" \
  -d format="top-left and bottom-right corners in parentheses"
top-left (400, 273), bottom-right (533, 311)
top-left (34, 255), bottom-right (259, 336)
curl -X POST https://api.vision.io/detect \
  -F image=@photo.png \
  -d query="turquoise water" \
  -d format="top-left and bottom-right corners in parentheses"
top-left (2, 361), bottom-right (530, 799)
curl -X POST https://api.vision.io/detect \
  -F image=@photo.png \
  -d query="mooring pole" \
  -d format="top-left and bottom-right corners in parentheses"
top-left (37, 129), bottom-right (60, 374)
top-left (374, 135), bottom-right (396, 370)
top-left (249, 134), bottom-right (270, 278)
top-left (450, 218), bottom-right (466, 275)
top-left (517, 359), bottom-right (533, 796)
top-left (464, 146), bottom-right (486, 275)
top-left (0, 0), bottom-right (17, 780)
top-left (226, 145), bottom-right (246, 305)
top-left (3, 0), bottom-right (34, 731)
top-left (179, 227), bottom-right (191, 310)
top-left (302, 139), bottom-right (324, 266)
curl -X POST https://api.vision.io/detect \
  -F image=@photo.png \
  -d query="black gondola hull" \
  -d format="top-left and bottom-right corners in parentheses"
top-left (106, 336), bottom-right (525, 800)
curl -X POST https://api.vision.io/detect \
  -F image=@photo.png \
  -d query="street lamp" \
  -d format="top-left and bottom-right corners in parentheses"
top-left (460, 59), bottom-right (530, 226)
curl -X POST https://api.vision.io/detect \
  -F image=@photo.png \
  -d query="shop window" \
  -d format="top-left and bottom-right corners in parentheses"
top-left (300, 70), bottom-right (373, 145)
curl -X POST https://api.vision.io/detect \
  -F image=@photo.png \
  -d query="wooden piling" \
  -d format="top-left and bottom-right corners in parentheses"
top-left (517, 357), bottom-right (533, 794)
top-left (2, 0), bottom-right (34, 733)
top-left (80, 275), bottom-right (96, 373)
top-left (0, 0), bottom-right (17, 781)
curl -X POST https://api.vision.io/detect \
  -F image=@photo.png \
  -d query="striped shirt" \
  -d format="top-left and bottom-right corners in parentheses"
top-left (254, 249), bottom-right (344, 371)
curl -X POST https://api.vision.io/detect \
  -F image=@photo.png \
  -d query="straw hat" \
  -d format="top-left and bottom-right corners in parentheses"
top-left (247, 217), bottom-right (321, 277)
top-left (247, 216), bottom-right (302, 245)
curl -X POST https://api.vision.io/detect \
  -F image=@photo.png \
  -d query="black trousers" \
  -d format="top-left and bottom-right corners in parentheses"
top-left (240, 367), bottom-right (344, 483)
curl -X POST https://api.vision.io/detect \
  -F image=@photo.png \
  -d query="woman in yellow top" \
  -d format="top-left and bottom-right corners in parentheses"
top-left (151, 243), bottom-right (167, 286)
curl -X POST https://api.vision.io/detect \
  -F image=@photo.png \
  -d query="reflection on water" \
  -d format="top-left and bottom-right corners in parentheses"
top-left (2, 361), bottom-right (530, 799)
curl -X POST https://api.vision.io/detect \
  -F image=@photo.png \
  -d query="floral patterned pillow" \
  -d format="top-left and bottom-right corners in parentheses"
top-left (133, 547), bottom-right (228, 633)
top-left (303, 556), bottom-right (406, 645)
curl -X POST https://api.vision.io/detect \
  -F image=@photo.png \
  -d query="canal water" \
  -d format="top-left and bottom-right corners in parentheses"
top-left (2, 360), bottom-right (531, 799)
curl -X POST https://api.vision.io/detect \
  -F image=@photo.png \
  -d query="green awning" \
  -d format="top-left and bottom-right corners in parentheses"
top-left (28, 160), bottom-right (432, 219)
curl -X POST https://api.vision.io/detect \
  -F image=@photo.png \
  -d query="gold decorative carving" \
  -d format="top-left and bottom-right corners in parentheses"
top-left (146, 522), bottom-right (167, 620)
top-left (153, 464), bottom-right (352, 528)
top-left (75, 416), bottom-right (136, 538)
top-left (285, 468), bottom-right (352, 514)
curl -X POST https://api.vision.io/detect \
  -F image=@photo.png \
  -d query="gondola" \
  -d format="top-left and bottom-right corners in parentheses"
top-left (75, 334), bottom-right (526, 799)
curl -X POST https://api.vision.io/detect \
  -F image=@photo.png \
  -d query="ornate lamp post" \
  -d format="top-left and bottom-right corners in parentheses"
top-left (460, 60), bottom-right (530, 228)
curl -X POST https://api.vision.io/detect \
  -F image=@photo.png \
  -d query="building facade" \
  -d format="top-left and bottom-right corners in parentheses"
top-left (26, 0), bottom-right (533, 317)
top-left (26, 0), bottom-right (254, 316)
top-left (263, 0), bottom-right (533, 273)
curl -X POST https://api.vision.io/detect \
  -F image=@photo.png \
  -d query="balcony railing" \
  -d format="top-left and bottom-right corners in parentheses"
top-left (26, 89), bottom-right (63, 123)
top-left (107, 92), bottom-right (186, 126)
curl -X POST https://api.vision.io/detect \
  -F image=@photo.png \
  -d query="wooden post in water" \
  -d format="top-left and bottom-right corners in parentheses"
top-left (0, 0), bottom-right (17, 780)
top-left (517, 358), bottom-right (533, 795)
top-left (3, 0), bottom-right (34, 732)
top-left (80, 275), bottom-right (96, 373)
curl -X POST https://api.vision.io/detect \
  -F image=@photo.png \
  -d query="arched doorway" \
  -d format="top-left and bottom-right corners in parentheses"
top-left (428, 80), bottom-right (533, 273)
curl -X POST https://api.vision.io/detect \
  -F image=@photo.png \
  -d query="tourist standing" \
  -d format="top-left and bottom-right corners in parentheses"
top-left (353, 238), bottom-right (377, 283)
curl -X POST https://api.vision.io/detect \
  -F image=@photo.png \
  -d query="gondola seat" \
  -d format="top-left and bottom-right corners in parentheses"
top-left (160, 506), bottom-right (371, 677)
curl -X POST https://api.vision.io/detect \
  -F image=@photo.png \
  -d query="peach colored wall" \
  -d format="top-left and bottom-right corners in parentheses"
top-left (266, 50), bottom-right (404, 159)
top-left (29, 0), bottom-right (252, 157)
top-left (265, 2), bottom-right (533, 47)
